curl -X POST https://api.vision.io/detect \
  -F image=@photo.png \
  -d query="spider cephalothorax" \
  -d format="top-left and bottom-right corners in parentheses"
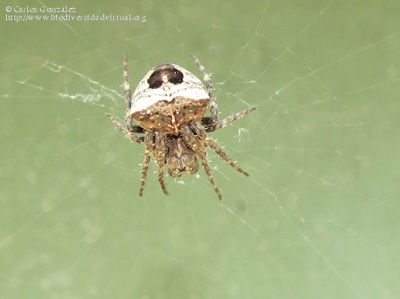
top-left (166, 135), bottom-right (199, 178)
top-left (107, 54), bottom-right (255, 199)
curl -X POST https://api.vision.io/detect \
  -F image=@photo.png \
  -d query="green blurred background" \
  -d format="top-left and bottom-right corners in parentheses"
top-left (1, 0), bottom-right (400, 298)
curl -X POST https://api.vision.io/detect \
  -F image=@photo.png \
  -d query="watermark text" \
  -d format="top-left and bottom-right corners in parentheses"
top-left (5, 5), bottom-right (146, 23)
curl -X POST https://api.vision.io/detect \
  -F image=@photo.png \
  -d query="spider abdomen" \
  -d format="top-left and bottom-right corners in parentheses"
top-left (130, 63), bottom-right (210, 133)
top-left (131, 97), bottom-right (209, 134)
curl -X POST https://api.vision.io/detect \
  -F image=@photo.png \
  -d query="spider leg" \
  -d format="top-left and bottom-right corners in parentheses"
top-left (199, 116), bottom-right (214, 132)
top-left (139, 132), bottom-right (154, 197)
top-left (201, 107), bottom-right (255, 132)
top-left (155, 132), bottom-right (169, 195)
top-left (122, 54), bottom-right (151, 135)
top-left (181, 126), bottom-right (222, 200)
top-left (106, 114), bottom-right (144, 144)
top-left (214, 107), bottom-right (255, 131)
top-left (131, 126), bottom-right (145, 133)
top-left (123, 53), bottom-right (136, 130)
top-left (106, 55), bottom-right (146, 144)
top-left (192, 121), bottom-right (249, 177)
top-left (191, 55), bottom-right (218, 123)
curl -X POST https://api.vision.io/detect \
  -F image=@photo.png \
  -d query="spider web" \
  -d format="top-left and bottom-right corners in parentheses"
top-left (2, 0), bottom-right (400, 298)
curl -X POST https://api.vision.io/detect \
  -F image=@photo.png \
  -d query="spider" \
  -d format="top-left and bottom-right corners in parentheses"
top-left (107, 54), bottom-right (255, 199)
